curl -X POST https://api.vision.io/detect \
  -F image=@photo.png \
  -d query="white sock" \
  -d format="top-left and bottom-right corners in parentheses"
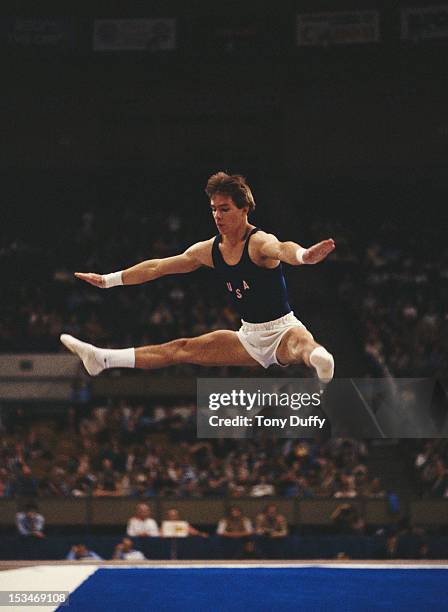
top-left (309, 346), bottom-right (334, 383)
top-left (103, 348), bottom-right (135, 369)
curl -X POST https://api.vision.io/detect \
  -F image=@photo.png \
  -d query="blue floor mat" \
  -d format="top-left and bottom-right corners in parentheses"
top-left (59, 567), bottom-right (448, 612)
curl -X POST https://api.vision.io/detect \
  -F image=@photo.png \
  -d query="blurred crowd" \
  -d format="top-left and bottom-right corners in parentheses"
top-left (309, 215), bottom-right (448, 379)
top-left (1, 402), bottom-right (387, 500)
top-left (1, 181), bottom-right (446, 379)
top-left (413, 439), bottom-right (448, 498)
top-left (338, 241), bottom-right (447, 378)
top-left (14, 501), bottom-right (289, 560)
top-left (1, 205), bottom-right (240, 373)
top-left (15, 499), bottom-right (434, 560)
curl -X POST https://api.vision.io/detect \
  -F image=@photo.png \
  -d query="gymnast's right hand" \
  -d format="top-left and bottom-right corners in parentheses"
top-left (75, 270), bottom-right (123, 288)
top-left (74, 272), bottom-right (106, 288)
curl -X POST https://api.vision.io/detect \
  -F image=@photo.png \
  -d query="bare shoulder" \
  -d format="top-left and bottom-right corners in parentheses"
top-left (249, 230), bottom-right (280, 264)
top-left (185, 238), bottom-right (214, 268)
top-left (250, 230), bottom-right (280, 248)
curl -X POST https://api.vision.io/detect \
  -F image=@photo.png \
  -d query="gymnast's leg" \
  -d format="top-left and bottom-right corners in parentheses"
top-left (60, 331), bottom-right (258, 376)
top-left (276, 327), bottom-right (334, 383)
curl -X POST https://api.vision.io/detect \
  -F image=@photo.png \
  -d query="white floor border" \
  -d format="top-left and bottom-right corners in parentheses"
top-left (0, 565), bottom-right (98, 612)
top-left (99, 562), bottom-right (448, 570)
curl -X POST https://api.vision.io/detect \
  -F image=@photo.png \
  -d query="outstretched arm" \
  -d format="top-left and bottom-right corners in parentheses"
top-left (258, 233), bottom-right (335, 266)
top-left (75, 239), bottom-right (214, 288)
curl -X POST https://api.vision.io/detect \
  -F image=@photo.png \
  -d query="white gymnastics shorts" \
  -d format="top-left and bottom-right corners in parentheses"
top-left (237, 311), bottom-right (306, 369)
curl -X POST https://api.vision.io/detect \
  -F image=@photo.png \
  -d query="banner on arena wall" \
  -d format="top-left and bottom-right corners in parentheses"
top-left (296, 11), bottom-right (380, 46)
top-left (197, 378), bottom-right (448, 438)
top-left (401, 5), bottom-right (448, 41)
top-left (0, 17), bottom-right (75, 48)
top-left (0, 354), bottom-right (81, 378)
top-left (193, 15), bottom-right (261, 53)
top-left (0, 354), bottom-right (84, 400)
top-left (93, 19), bottom-right (176, 51)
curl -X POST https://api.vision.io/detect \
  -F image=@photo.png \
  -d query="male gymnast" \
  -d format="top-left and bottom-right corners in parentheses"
top-left (61, 172), bottom-right (335, 383)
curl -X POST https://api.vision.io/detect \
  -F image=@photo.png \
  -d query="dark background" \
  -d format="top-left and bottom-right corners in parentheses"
top-left (0, 1), bottom-right (447, 378)
top-left (0, 3), bottom-right (447, 557)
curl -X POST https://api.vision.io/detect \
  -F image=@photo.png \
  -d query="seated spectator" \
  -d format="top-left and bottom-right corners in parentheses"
top-left (364, 477), bottom-right (386, 498)
top-left (112, 537), bottom-right (146, 561)
top-left (66, 544), bottom-right (102, 561)
top-left (255, 504), bottom-right (288, 537)
top-left (417, 541), bottom-right (430, 560)
top-left (330, 503), bottom-right (365, 535)
top-left (376, 531), bottom-right (402, 560)
top-left (93, 458), bottom-right (122, 497)
top-left (131, 473), bottom-right (156, 498)
top-left (16, 503), bottom-right (45, 538)
top-left (217, 506), bottom-right (253, 538)
top-left (237, 539), bottom-right (262, 560)
top-left (333, 474), bottom-right (358, 498)
top-left (250, 475), bottom-right (276, 497)
top-left (0, 467), bottom-right (12, 498)
top-left (161, 507), bottom-right (208, 538)
top-left (126, 503), bottom-right (159, 537)
top-left (335, 552), bottom-right (350, 560)
top-left (14, 464), bottom-right (39, 498)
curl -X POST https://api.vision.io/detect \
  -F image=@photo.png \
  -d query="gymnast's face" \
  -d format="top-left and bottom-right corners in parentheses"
top-left (210, 194), bottom-right (248, 235)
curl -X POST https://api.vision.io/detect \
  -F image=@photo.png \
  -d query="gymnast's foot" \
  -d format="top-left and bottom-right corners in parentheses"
top-left (310, 346), bottom-right (334, 384)
top-left (60, 334), bottom-right (106, 376)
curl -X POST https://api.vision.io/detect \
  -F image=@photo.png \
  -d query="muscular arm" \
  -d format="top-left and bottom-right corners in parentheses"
top-left (122, 244), bottom-right (204, 285)
top-left (75, 239), bottom-right (214, 288)
top-left (255, 232), bottom-right (335, 266)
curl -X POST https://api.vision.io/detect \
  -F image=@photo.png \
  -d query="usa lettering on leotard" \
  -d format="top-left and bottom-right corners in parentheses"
top-left (212, 228), bottom-right (291, 323)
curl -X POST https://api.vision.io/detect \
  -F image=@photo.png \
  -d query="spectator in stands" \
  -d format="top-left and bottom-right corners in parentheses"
top-left (0, 467), bottom-right (12, 498)
top-left (126, 503), bottom-right (159, 537)
top-left (238, 539), bottom-right (263, 560)
top-left (417, 541), bottom-right (430, 560)
top-left (376, 529), bottom-right (407, 560)
top-left (112, 537), bottom-right (146, 561)
top-left (13, 464), bottom-right (39, 498)
top-left (47, 466), bottom-right (71, 497)
top-left (419, 452), bottom-right (447, 497)
top-left (130, 473), bottom-right (157, 498)
top-left (93, 458), bottom-right (122, 497)
top-left (66, 544), bottom-right (103, 560)
top-left (333, 474), bottom-right (358, 498)
top-left (16, 502), bottom-right (45, 538)
top-left (364, 477), bottom-right (386, 498)
top-left (352, 464), bottom-right (368, 492)
top-left (384, 532), bottom-right (400, 559)
top-left (255, 504), bottom-right (288, 537)
top-left (330, 503), bottom-right (365, 535)
top-left (217, 506), bottom-right (253, 538)
top-left (250, 475), bottom-right (276, 497)
top-left (161, 507), bottom-right (208, 538)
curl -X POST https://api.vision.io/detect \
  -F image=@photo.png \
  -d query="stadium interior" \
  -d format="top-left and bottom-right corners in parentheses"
top-left (0, 1), bottom-right (447, 609)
